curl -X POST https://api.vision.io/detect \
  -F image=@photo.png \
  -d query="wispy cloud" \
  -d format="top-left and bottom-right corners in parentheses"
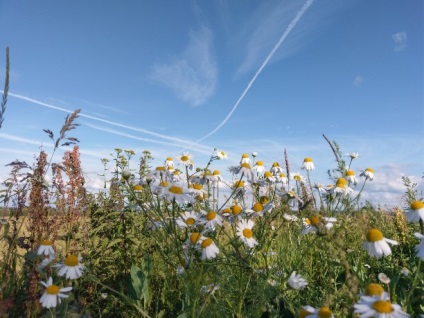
top-left (392, 32), bottom-right (407, 52)
top-left (83, 122), bottom-right (213, 155)
top-left (151, 26), bottom-right (217, 106)
top-left (4, 92), bottom-right (213, 152)
top-left (353, 75), bottom-right (364, 87)
top-left (194, 0), bottom-right (314, 144)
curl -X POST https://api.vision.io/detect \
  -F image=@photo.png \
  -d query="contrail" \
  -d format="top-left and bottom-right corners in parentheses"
top-left (4, 92), bottom-right (212, 151)
top-left (194, 0), bottom-right (314, 144)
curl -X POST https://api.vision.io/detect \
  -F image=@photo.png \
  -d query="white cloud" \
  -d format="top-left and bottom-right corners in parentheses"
top-left (353, 75), bottom-right (364, 87)
top-left (151, 26), bottom-right (217, 106)
top-left (392, 32), bottom-right (407, 52)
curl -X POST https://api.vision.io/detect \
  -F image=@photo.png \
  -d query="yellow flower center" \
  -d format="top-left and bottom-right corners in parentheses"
top-left (168, 186), bottom-right (183, 195)
top-left (260, 196), bottom-right (269, 205)
top-left (366, 168), bottom-right (374, 173)
top-left (181, 155), bottom-right (189, 161)
top-left (231, 205), bottom-right (243, 215)
top-left (294, 175), bottom-right (301, 181)
top-left (310, 215), bottom-right (321, 226)
top-left (201, 238), bottom-right (213, 248)
top-left (299, 308), bottom-right (313, 318)
top-left (185, 218), bottom-right (195, 225)
top-left (272, 162), bottom-right (280, 167)
top-left (41, 240), bottom-right (52, 246)
top-left (242, 153), bottom-right (249, 158)
top-left (288, 190), bottom-right (296, 197)
top-left (155, 166), bottom-right (166, 171)
top-left (166, 157), bottom-right (173, 161)
top-left (240, 163), bottom-right (251, 169)
top-left (346, 170), bottom-right (355, 176)
top-left (213, 170), bottom-right (220, 175)
top-left (256, 160), bottom-right (264, 166)
top-left (304, 157), bottom-right (313, 163)
top-left (134, 185), bottom-right (143, 191)
top-left (190, 232), bottom-right (200, 244)
top-left (159, 181), bottom-right (169, 187)
top-left (64, 255), bottom-right (79, 267)
top-left (219, 151), bottom-right (226, 156)
top-left (336, 178), bottom-right (347, 188)
top-left (411, 200), bottom-right (424, 210)
top-left (206, 211), bottom-right (217, 221)
top-left (234, 181), bottom-right (245, 188)
top-left (253, 202), bottom-right (263, 212)
top-left (243, 228), bottom-right (253, 238)
top-left (317, 307), bottom-right (333, 318)
top-left (192, 184), bottom-right (203, 190)
top-left (280, 173), bottom-right (286, 177)
top-left (222, 208), bottom-right (232, 214)
top-left (46, 285), bottom-right (60, 295)
top-left (366, 228), bottom-right (384, 242)
top-left (364, 283), bottom-right (384, 296)
top-left (264, 171), bottom-right (273, 178)
top-left (372, 300), bottom-right (393, 313)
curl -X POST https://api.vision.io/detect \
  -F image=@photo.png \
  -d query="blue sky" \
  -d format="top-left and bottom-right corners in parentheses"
top-left (0, 0), bottom-right (423, 206)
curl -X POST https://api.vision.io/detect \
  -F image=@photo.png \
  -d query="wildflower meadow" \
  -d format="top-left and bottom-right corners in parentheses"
top-left (0, 49), bottom-right (423, 318)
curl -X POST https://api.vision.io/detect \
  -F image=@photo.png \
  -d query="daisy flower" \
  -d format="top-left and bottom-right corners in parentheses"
top-left (171, 170), bottom-right (184, 183)
top-left (252, 160), bottom-right (266, 174)
top-left (270, 162), bottom-right (283, 175)
top-left (252, 152), bottom-right (258, 157)
top-left (164, 157), bottom-right (174, 168)
top-left (54, 255), bottom-right (85, 280)
top-left (300, 306), bottom-right (334, 318)
top-left (406, 200), bottom-right (424, 222)
top-left (164, 184), bottom-right (193, 204)
top-left (151, 166), bottom-right (168, 180)
top-left (240, 153), bottom-right (250, 164)
top-left (414, 232), bottom-right (424, 260)
top-left (287, 271), bottom-right (308, 290)
top-left (151, 180), bottom-right (170, 196)
top-left (276, 173), bottom-right (288, 185)
top-left (177, 152), bottom-right (193, 168)
top-left (37, 240), bottom-right (55, 257)
top-left (237, 163), bottom-right (254, 180)
top-left (187, 232), bottom-right (201, 247)
top-left (246, 202), bottom-right (273, 217)
top-left (354, 299), bottom-right (409, 317)
top-left (378, 273), bottom-right (391, 284)
top-left (290, 172), bottom-right (305, 183)
top-left (298, 306), bottom-right (315, 318)
top-left (133, 184), bottom-right (143, 193)
top-left (345, 169), bottom-right (357, 185)
top-left (287, 190), bottom-right (303, 212)
top-left (176, 211), bottom-right (199, 228)
top-left (189, 183), bottom-right (205, 195)
top-left (199, 237), bottom-right (219, 260)
top-left (211, 170), bottom-right (223, 187)
top-left (359, 282), bottom-right (390, 301)
top-left (301, 157), bottom-right (315, 171)
top-left (349, 152), bottom-right (360, 159)
top-left (39, 277), bottom-right (72, 309)
top-left (216, 150), bottom-right (227, 159)
top-left (263, 171), bottom-right (276, 183)
top-left (236, 219), bottom-right (258, 248)
top-left (362, 228), bottom-right (398, 258)
top-left (302, 215), bottom-right (337, 235)
top-left (200, 210), bottom-right (223, 230)
top-left (332, 177), bottom-right (352, 197)
top-left (360, 168), bottom-right (375, 181)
